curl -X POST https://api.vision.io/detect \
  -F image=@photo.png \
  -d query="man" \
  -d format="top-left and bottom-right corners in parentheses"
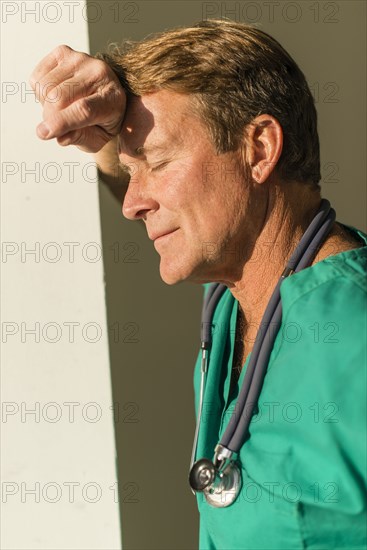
top-left (30, 20), bottom-right (366, 549)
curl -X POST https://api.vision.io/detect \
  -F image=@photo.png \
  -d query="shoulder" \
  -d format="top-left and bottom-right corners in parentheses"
top-left (281, 244), bottom-right (367, 315)
top-left (272, 243), bottom-right (367, 380)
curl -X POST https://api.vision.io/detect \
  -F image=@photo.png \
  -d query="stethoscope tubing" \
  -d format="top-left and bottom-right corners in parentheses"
top-left (190, 283), bottom-right (227, 471)
top-left (201, 283), bottom-right (227, 349)
top-left (221, 201), bottom-right (336, 451)
top-left (190, 200), bottom-right (336, 471)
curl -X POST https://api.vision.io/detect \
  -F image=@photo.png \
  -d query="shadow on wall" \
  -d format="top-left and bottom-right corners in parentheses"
top-left (98, 182), bottom-right (202, 550)
top-left (87, 4), bottom-right (210, 546)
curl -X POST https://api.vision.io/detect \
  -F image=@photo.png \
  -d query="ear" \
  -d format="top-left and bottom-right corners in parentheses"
top-left (243, 114), bottom-right (283, 183)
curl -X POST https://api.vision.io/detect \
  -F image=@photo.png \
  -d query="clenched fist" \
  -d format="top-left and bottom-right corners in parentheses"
top-left (29, 44), bottom-right (126, 153)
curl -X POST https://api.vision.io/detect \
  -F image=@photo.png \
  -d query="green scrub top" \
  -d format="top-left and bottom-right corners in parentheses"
top-left (193, 226), bottom-right (367, 549)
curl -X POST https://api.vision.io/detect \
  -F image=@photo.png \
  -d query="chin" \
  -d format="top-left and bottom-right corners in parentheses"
top-left (159, 257), bottom-right (210, 286)
top-left (159, 265), bottom-right (186, 286)
top-left (158, 256), bottom-right (196, 286)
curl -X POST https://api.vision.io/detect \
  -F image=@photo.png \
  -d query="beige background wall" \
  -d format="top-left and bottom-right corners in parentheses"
top-left (89, 1), bottom-right (366, 549)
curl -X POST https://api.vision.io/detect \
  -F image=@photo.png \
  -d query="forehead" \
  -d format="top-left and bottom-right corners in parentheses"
top-left (118, 90), bottom-right (203, 155)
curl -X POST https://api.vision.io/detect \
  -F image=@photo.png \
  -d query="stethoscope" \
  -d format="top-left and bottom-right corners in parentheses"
top-left (189, 199), bottom-right (336, 507)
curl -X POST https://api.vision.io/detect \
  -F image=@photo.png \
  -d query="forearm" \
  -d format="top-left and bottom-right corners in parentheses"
top-left (94, 137), bottom-right (129, 203)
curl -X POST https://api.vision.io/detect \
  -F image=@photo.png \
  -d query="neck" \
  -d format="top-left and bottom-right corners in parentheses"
top-left (225, 181), bottom-right (362, 347)
top-left (227, 181), bottom-right (325, 337)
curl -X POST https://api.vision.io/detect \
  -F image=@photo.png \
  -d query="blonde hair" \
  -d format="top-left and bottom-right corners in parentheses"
top-left (97, 20), bottom-right (321, 186)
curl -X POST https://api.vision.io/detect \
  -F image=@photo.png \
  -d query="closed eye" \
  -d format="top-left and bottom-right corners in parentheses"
top-left (150, 161), bottom-right (169, 172)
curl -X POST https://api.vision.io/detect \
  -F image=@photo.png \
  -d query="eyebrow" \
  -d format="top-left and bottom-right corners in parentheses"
top-left (134, 144), bottom-right (166, 156)
top-left (117, 144), bottom-right (167, 171)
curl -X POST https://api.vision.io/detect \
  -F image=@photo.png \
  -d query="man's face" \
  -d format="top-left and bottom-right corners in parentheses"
top-left (119, 90), bottom-right (253, 285)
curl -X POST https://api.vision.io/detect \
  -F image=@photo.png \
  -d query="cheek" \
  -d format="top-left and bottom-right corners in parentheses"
top-left (157, 158), bottom-right (243, 242)
top-left (157, 162), bottom-right (201, 214)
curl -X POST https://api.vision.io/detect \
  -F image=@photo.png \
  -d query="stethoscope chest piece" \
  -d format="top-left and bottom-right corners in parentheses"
top-left (189, 457), bottom-right (242, 508)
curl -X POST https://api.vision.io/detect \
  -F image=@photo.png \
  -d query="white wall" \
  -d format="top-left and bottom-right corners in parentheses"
top-left (1, 2), bottom-right (121, 548)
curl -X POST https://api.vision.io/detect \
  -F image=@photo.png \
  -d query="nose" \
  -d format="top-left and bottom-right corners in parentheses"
top-left (122, 168), bottom-right (159, 221)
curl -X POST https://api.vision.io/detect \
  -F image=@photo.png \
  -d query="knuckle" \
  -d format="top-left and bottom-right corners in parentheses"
top-left (84, 58), bottom-right (111, 85)
top-left (104, 82), bottom-right (125, 109)
top-left (75, 98), bottom-right (93, 120)
top-left (53, 44), bottom-right (73, 60)
top-left (95, 58), bottom-right (111, 77)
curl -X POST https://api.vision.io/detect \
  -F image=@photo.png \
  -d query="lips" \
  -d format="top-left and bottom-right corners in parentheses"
top-left (149, 229), bottom-right (178, 241)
